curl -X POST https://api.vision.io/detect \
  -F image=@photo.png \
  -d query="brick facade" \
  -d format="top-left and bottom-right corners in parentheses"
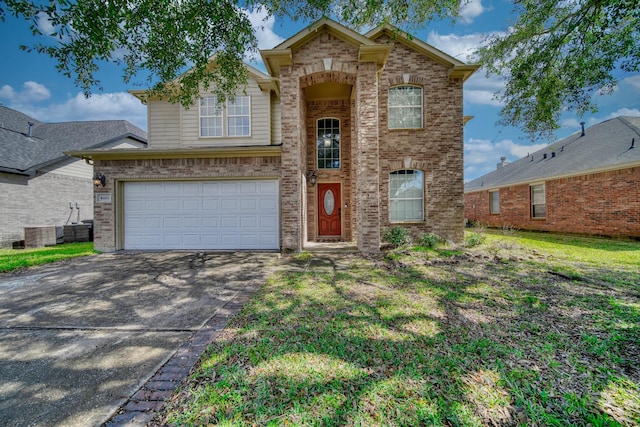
top-left (0, 171), bottom-right (93, 247)
top-left (376, 37), bottom-right (465, 243)
top-left (464, 167), bottom-right (640, 237)
top-left (90, 19), bottom-right (472, 252)
top-left (93, 156), bottom-right (281, 252)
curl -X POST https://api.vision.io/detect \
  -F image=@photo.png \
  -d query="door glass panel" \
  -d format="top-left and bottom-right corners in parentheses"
top-left (324, 189), bottom-right (335, 215)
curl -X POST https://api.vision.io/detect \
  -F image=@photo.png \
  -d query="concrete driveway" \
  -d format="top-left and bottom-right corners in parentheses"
top-left (0, 251), bottom-right (278, 427)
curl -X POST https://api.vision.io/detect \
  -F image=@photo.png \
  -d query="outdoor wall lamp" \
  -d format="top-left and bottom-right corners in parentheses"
top-left (93, 172), bottom-right (106, 187)
top-left (305, 170), bottom-right (317, 186)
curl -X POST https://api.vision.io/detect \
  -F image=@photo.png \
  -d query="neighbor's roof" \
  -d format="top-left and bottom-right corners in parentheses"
top-left (0, 106), bottom-right (147, 176)
top-left (465, 116), bottom-right (640, 192)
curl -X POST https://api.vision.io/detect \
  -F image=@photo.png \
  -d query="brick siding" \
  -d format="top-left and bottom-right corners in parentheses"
top-left (93, 156), bottom-right (281, 252)
top-left (0, 172), bottom-right (93, 247)
top-left (464, 167), bottom-right (640, 237)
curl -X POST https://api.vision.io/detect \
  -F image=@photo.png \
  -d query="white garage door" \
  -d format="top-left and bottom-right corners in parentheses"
top-left (124, 180), bottom-right (279, 250)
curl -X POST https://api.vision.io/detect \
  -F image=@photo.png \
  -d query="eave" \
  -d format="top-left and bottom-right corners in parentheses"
top-left (66, 145), bottom-right (283, 162)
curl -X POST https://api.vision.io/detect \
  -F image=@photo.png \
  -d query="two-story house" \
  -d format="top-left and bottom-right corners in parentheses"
top-left (70, 18), bottom-right (478, 253)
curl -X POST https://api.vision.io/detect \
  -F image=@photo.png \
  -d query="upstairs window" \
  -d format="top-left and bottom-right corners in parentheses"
top-left (200, 96), bottom-right (251, 137)
top-left (390, 170), bottom-right (424, 222)
top-left (388, 85), bottom-right (423, 129)
top-left (490, 190), bottom-right (500, 214)
top-left (531, 184), bottom-right (546, 218)
top-left (317, 118), bottom-right (340, 169)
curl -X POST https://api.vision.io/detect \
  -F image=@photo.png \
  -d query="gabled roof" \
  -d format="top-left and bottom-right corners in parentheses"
top-left (261, 17), bottom-right (392, 78)
top-left (0, 106), bottom-right (147, 176)
top-left (465, 116), bottom-right (640, 192)
top-left (261, 17), bottom-right (478, 82)
top-left (365, 25), bottom-right (478, 81)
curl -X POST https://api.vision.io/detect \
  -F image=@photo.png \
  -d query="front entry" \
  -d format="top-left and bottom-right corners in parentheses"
top-left (318, 183), bottom-right (341, 237)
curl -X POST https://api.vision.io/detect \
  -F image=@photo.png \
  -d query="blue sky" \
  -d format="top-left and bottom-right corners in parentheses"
top-left (1, 0), bottom-right (639, 181)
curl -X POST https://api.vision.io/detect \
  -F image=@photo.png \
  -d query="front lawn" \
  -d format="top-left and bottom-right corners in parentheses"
top-left (0, 242), bottom-right (96, 273)
top-left (158, 231), bottom-right (640, 426)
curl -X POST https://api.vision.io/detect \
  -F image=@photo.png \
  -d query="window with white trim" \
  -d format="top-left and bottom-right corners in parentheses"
top-left (490, 190), bottom-right (500, 214)
top-left (317, 118), bottom-right (340, 169)
top-left (388, 85), bottom-right (423, 129)
top-left (531, 184), bottom-right (546, 218)
top-left (390, 170), bottom-right (424, 222)
top-left (200, 96), bottom-right (251, 137)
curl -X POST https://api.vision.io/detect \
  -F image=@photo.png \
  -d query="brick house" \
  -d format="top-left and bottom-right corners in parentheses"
top-left (0, 106), bottom-right (147, 247)
top-left (70, 18), bottom-right (478, 253)
top-left (464, 117), bottom-right (640, 237)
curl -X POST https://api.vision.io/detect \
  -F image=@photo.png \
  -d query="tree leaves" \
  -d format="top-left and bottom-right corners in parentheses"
top-left (478, 0), bottom-right (640, 140)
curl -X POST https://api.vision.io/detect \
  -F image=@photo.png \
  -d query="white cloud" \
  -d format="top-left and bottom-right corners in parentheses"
top-left (426, 31), bottom-right (484, 62)
top-left (465, 90), bottom-right (503, 106)
top-left (0, 81), bottom-right (51, 103)
top-left (5, 89), bottom-right (147, 130)
top-left (464, 137), bottom-right (547, 180)
top-left (246, 7), bottom-right (285, 50)
top-left (624, 75), bottom-right (640, 92)
top-left (459, 0), bottom-right (486, 24)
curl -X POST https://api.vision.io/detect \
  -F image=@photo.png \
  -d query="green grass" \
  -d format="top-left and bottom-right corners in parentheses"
top-left (159, 230), bottom-right (640, 426)
top-left (0, 242), bottom-right (96, 272)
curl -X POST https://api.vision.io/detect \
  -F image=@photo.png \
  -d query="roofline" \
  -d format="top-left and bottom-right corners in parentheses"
top-left (464, 159), bottom-right (640, 194)
top-left (23, 133), bottom-right (149, 174)
top-left (66, 145), bottom-right (283, 161)
top-left (274, 17), bottom-right (376, 51)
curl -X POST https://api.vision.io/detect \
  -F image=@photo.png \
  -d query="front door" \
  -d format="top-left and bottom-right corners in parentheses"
top-left (318, 183), bottom-right (341, 237)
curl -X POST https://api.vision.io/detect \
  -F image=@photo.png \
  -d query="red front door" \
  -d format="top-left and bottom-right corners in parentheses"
top-left (318, 183), bottom-right (341, 236)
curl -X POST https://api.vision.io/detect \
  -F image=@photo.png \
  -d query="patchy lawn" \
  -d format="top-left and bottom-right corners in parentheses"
top-left (157, 231), bottom-right (639, 426)
top-left (0, 242), bottom-right (96, 273)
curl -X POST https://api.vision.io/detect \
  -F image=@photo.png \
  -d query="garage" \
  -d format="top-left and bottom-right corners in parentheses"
top-left (123, 180), bottom-right (279, 250)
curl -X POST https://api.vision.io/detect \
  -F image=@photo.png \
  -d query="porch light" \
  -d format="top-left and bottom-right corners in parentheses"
top-left (93, 172), bottom-right (106, 187)
top-left (305, 170), bottom-right (317, 186)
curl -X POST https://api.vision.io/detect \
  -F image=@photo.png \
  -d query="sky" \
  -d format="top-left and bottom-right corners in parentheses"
top-left (1, 0), bottom-right (639, 182)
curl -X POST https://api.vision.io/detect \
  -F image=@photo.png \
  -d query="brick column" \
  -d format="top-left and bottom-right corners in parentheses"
top-left (355, 62), bottom-right (380, 253)
top-left (279, 67), bottom-right (303, 251)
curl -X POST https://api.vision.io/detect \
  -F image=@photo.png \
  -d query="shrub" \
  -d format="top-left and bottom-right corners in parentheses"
top-left (418, 232), bottom-right (442, 248)
top-left (382, 226), bottom-right (412, 247)
top-left (465, 231), bottom-right (486, 247)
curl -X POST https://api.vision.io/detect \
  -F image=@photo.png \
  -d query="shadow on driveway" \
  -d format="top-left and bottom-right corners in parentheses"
top-left (0, 251), bottom-right (278, 427)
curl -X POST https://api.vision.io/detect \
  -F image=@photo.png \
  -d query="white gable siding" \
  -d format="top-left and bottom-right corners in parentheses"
top-left (271, 96), bottom-right (282, 145)
top-left (148, 101), bottom-right (182, 147)
top-left (181, 79), bottom-right (271, 147)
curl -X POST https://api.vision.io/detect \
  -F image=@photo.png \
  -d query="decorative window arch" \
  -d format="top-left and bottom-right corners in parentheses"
top-left (317, 118), bottom-right (340, 169)
top-left (388, 85), bottom-right (423, 129)
top-left (389, 169), bottom-right (424, 222)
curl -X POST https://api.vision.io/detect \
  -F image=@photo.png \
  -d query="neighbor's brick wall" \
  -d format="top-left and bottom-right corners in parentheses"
top-left (464, 167), bottom-right (640, 237)
top-left (93, 156), bottom-right (281, 252)
top-left (376, 36), bottom-right (465, 243)
top-left (0, 172), bottom-right (93, 247)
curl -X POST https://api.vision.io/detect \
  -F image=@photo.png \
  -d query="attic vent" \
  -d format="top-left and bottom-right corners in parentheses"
top-left (496, 156), bottom-right (509, 169)
top-left (631, 138), bottom-right (635, 149)
top-left (28, 121), bottom-right (34, 138)
top-left (580, 121), bottom-right (586, 137)
top-left (543, 153), bottom-right (547, 159)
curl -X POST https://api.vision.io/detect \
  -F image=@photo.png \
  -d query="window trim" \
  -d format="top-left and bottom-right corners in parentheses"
top-left (199, 95), bottom-right (251, 138)
top-left (389, 169), bottom-right (425, 223)
top-left (316, 117), bottom-right (341, 170)
top-left (388, 85), bottom-right (424, 130)
top-left (489, 190), bottom-right (500, 214)
top-left (530, 183), bottom-right (546, 219)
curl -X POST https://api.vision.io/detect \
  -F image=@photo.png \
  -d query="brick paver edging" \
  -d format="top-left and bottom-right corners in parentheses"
top-left (102, 280), bottom-right (262, 426)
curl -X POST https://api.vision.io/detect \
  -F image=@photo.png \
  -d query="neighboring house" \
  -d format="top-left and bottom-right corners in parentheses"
top-left (0, 106), bottom-right (147, 247)
top-left (464, 117), bottom-right (640, 237)
top-left (69, 18), bottom-right (478, 253)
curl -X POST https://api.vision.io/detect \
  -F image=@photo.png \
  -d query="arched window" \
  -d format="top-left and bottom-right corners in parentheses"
top-left (388, 85), bottom-right (423, 129)
top-left (317, 118), bottom-right (340, 169)
top-left (389, 170), bottom-right (424, 221)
